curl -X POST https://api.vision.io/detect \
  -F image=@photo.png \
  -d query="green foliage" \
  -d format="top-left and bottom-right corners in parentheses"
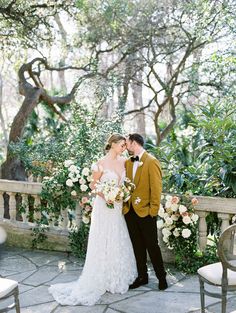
top-left (68, 224), bottom-right (90, 259)
top-left (148, 100), bottom-right (236, 198)
top-left (176, 242), bottom-right (219, 274)
top-left (31, 223), bottom-right (48, 249)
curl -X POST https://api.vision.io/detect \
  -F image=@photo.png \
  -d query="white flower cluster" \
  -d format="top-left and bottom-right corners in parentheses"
top-left (64, 160), bottom-right (92, 196)
top-left (93, 178), bottom-right (135, 209)
top-left (157, 195), bottom-right (199, 248)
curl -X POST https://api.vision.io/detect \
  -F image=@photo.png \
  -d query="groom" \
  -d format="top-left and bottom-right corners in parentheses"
top-left (124, 133), bottom-right (168, 290)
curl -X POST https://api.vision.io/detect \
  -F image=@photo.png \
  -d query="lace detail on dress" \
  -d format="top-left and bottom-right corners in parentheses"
top-left (49, 170), bottom-right (137, 306)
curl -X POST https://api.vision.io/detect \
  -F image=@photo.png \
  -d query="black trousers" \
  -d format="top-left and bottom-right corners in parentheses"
top-left (125, 207), bottom-right (166, 280)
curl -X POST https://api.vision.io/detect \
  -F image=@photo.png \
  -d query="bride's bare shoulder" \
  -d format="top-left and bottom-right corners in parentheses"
top-left (91, 158), bottom-right (105, 172)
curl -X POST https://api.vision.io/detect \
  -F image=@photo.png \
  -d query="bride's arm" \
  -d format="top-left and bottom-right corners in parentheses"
top-left (89, 163), bottom-right (105, 199)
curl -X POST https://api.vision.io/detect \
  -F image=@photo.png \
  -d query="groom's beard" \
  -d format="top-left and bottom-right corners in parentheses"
top-left (127, 149), bottom-right (134, 156)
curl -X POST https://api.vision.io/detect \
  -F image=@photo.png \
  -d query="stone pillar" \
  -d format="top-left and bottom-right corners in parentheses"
top-left (218, 213), bottom-right (230, 233)
top-left (0, 192), bottom-right (4, 219)
top-left (197, 211), bottom-right (207, 251)
top-left (21, 194), bottom-right (29, 223)
top-left (32, 195), bottom-right (42, 221)
top-left (60, 207), bottom-right (69, 230)
top-left (7, 192), bottom-right (17, 221)
top-left (75, 201), bottom-right (82, 228)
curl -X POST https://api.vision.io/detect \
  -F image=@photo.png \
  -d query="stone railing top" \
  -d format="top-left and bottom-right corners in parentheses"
top-left (0, 179), bottom-right (42, 194)
top-left (195, 195), bottom-right (236, 214)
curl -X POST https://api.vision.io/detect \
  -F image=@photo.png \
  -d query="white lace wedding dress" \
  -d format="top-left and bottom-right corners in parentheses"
top-left (49, 169), bottom-right (137, 306)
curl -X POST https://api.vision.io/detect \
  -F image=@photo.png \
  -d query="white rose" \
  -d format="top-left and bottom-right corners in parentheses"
top-left (87, 175), bottom-right (93, 182)
top-left (66, 179), bottom-right (73, 187)
top-left (182, 228), bottom-right (191, 238)
top-left (82, 216), bottom-right (90, 224)
top-left (82, 167), bottom-right (90, 176)
top-left (80, 184), bottom-right (88, 192)
top-left (165, 201), bottom-right (172, 209)
top-left (165, 217), bottom-right (173, 226)
top-left (71, 190), bottom-right (77, 196)
top-left (162, 228), bottom-right (171, 237)
top-left (163, 236), bottom-right (169, 243)
top-left (166, 195), bottom-right (173, 201)
top-left (69, 165), bottom-right (78, 173)
top-left (69, 173), bottom-right (79, 182)
top-left (179, 205), bottom-right (187, 214)
top-left (191, 214), bottom-right (199, 222)
top-left (158, 207), bottom-right (165, 218)
top-left (171, 214), bottom-right (178, 221)
top-left (64, 160), bottom-right (74, 167)
top-left (170, 203), bottom-right (178, 212)
top-left (157, 220), bottom-right (164, 229)
top-left (80, 178), bottom-right (86, 185)
top-left (183, 216), bottom-right (192, 225)
top-left (173, 228), bottom-right (180, 237)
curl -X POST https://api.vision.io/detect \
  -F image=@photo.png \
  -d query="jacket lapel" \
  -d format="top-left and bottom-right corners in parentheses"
top-left (126, 159), bottom-right (133, 181)
top-left (134, 152), bottom-right (148, 186)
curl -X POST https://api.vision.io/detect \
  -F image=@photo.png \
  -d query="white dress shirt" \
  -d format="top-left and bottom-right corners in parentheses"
top-left (132, 149), bottom-right (145, 180)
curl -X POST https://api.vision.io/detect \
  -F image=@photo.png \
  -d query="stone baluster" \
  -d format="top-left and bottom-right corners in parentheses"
top-left (218, 213), bottom-right (231, 233)
top-left (32, 195), bottom-right (42, 221)
top-left (59, 207), bottom-right (69, 230)
top-left (48, 212), bottom-right (55, 228)
top-left (197, 211), bottom-right (208, 251)
top-left (75, 201), bottom-right (82, 228)
top-left (0, 192), bottom-right (4, 219)
top-left (21, 194), bottom-right (29, 223)
top-left (7, 192), bottom-right (17, 221)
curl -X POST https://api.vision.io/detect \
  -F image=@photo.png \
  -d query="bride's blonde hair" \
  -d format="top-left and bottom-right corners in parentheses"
top-left (105, 133), bottom-right (126, 152)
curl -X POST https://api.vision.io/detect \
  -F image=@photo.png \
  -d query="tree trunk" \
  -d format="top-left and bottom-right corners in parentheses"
top-left (131, 70), bottom-right (146, 137)
top-left (0, 58), bottom-right (83, 180)
top-left (0, 73), bottom-right (8, 156)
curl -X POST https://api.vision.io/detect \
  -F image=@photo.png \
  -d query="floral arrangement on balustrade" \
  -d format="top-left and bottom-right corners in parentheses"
top-left (41, 159), bottom-right (92, 217)
top-left (157, 193), bottom-right (219, 273)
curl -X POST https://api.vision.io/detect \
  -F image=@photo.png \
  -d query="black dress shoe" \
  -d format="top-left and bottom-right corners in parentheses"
top-left (129, 277), bottom-right (148, 289)
top-left (158, 278), bottom-right (168, 290)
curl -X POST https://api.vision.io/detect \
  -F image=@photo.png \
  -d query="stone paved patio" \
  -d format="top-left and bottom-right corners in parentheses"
top-left (0, 246), bottom-right (235, 313)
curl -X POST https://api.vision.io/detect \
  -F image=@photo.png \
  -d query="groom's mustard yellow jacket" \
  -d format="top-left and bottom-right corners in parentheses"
top-left (123, 151), bottom-right (162, 217)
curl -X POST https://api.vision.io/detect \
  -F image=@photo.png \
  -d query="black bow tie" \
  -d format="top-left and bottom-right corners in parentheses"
top-left (131, 156), bottom-right (139, 162)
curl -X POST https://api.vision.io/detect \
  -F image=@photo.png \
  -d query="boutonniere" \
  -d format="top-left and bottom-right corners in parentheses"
top-left (138, 161), bottom-right (143, 167)
top-left (134, 197), bottom-right (141, 205)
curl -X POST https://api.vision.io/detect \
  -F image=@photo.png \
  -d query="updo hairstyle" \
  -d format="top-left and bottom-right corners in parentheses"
top-left (104, 133), bottom-right (126, 152)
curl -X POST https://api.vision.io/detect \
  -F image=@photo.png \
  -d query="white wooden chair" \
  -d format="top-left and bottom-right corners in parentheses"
top-left (198, 224), bottom-right (236, 313)
top-left (0, 278), bottom-right (20, 313)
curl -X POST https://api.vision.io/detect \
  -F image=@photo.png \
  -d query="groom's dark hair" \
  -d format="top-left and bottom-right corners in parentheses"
top-left (128, 133), bottom-right (144, 147)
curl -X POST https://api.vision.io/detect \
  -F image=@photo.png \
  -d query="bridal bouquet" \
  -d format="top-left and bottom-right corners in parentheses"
top-left (93, 177), bottom-right (135, 209)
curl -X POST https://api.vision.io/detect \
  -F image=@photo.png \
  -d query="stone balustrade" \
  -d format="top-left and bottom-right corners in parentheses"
top-left (194, 195), bottom-right (236, 251)
top-left (0, 179), bottom-right (235, 253)
top-left (0, 179), bottom-right (82, 251)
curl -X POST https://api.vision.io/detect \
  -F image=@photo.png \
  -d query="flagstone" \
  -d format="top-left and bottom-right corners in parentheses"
top-left (0, 255), bottom-right (36, 272)
top-left (22, 266), bottom-right (60, 286)
top-left (99, 290), bottom-right (144, 304)
top-left (110, 291), bottom-right (219, 313)
top-left (53, 304), bottom-right (106, 313)
top-left (8, 302), bottom-right (58, 313)
top-left (7, 270), bottom-right (36, 282)
top-left (18, 285), bottom-right (54, 307)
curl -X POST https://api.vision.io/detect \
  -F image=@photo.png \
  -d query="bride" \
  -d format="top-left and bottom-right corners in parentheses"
top-left (49, 133), bottom-right (137, 306)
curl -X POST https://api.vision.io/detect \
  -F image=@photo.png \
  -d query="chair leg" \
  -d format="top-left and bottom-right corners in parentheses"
top-left (199, 278), bottom-right (205, 313)
top-left (221, 287), bottom-right (227, 313)
top-left (14, 286), bottom-right (20, 313)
